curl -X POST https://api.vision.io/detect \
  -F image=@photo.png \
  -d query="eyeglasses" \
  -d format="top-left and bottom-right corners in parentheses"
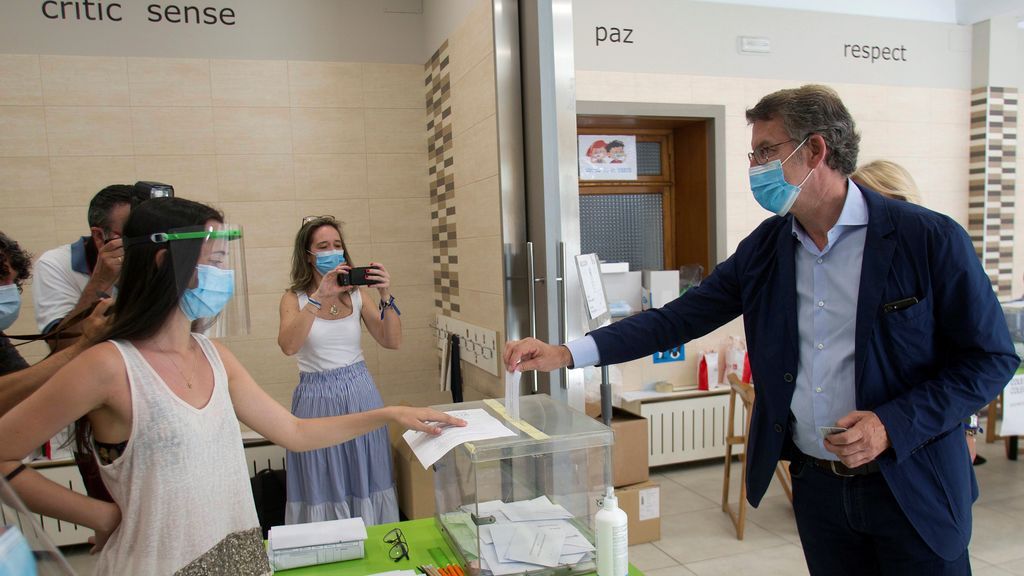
top-left (301, 215), bottom-right (337, 226)
top-left (383, 527), bottom-right (409, 562)
top-left (748, 138), bottom-right (798, 165)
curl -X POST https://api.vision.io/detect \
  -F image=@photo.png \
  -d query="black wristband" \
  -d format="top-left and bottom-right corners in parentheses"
top-left (5, 463), bottom-right (27, 482)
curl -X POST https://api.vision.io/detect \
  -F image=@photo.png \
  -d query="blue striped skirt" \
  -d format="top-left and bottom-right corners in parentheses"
top-left (285, 361), bottom-right (399, 526)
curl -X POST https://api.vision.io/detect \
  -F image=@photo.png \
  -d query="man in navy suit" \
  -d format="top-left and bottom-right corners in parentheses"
top-left (505, 85), bottom-right (1019, 574)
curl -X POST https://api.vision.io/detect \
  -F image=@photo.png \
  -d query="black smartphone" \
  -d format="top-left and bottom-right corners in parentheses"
top-left (338, 266), bottom-right (379, 286)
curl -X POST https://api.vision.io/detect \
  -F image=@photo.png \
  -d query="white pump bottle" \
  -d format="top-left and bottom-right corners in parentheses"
top-left (596, 488), bottom-right (629, 576)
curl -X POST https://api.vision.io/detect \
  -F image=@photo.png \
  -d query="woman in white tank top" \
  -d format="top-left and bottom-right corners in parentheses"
top-left (277, 216), bottom-right (402, 525)
top-left (0, 199), bottom-right (463, 575)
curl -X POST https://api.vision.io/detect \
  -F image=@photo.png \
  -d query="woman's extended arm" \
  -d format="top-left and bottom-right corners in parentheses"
top-left (221, 341), bottom-right (462, 451)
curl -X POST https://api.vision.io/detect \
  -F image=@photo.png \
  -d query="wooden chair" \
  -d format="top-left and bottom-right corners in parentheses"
top-left (722, 373), bottom-right (792, 540)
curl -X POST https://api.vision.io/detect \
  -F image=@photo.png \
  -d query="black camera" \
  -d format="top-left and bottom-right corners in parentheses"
top-left (338, 266), bottom-right (379, 286)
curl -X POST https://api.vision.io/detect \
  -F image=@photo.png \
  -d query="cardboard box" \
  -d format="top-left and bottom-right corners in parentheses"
top-left (389, 426), bottom-right (436, 520)
top-left (616, 480), bottom-right (661, 545)
top-left (604, 407), bottom-right (649, 488)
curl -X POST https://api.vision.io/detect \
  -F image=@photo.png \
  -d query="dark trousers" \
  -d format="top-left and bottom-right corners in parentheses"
top-left (789, 458), bottom-right (970, 576)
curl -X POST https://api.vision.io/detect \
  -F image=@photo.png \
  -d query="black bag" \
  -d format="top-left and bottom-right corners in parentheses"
top-left (250, 468), bottom-right (287, 538)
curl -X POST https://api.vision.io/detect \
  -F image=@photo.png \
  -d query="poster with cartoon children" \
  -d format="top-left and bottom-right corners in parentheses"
top-left (578, 135), bottom-right (637, 180)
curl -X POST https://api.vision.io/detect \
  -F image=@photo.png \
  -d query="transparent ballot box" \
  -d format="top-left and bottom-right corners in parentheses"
top-left (432, 394), bottom-right (613, 576)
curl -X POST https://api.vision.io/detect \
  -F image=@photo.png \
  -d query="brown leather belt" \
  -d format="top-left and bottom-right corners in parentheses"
top-left (806, 456), bottom-right (880, 477)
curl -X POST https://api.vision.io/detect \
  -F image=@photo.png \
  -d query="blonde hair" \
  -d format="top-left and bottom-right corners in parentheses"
top-left (852, 160), bottom-right (922, 205)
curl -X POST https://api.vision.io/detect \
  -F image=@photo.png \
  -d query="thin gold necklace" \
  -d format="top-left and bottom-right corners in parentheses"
top-left (164, 343), bottom-right (198, 389)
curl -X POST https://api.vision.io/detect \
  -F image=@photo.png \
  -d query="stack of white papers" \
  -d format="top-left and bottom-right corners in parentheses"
top-left (403, 408), bottom-right (517, 469)
top-left (444, 496), bottom-right (596, 575)
top-left (268, 518), bottom-right (367, 571)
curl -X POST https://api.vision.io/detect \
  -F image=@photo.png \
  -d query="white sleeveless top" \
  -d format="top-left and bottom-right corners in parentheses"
top-left (96, 335), bottom-right (270, 576)
top-left (295, 290), bottom-right (365, 373)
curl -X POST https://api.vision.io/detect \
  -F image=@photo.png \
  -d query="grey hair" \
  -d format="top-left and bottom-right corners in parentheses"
top-left (745, 84), bottom-right (860, 176)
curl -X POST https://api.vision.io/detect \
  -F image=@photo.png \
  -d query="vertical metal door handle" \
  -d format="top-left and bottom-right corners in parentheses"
top-left (525, 241), bottom-right (539, 393)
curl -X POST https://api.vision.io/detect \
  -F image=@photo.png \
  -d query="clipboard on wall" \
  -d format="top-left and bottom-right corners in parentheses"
top-left (575, 253), bottom-right (612, 331)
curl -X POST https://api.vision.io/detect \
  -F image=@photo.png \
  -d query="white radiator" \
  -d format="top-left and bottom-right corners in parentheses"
top-left (639, 393), bottom-right (746, 466)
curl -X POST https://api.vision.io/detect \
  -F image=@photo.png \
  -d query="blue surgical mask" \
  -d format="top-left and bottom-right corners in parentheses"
top-left (0, 526), bottom-right (36, 576)
top-left (0, 284), bottom-right (21, 332)
top-left (180, 265), bottom-right (235, 321)
top-left (311, 249), bottom-right (345, 275)
top-left (748, 138), bottom-right (813, 216)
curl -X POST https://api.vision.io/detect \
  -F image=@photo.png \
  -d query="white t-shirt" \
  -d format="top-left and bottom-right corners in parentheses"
top-left (32, 240), bottom-right (91, 332)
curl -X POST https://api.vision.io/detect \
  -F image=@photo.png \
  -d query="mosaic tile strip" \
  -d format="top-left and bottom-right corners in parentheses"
top-left (968, 86), bottom-right (1017, 297)
top-left (426, 41), bottom-right (460, 315)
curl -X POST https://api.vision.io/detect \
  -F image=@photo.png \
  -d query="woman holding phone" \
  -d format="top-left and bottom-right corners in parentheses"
top-left (278, 216), bottom-right (402, 525)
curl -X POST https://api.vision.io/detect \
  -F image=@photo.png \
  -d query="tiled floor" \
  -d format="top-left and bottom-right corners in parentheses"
top-left (63, 438), bottom-right (1024, 575)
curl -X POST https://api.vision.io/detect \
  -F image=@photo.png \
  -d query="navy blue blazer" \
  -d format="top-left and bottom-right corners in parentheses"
top-left (591, 186), bottom-right (1019, 559)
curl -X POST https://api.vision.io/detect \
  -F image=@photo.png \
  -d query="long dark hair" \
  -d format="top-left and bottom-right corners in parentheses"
top-left (75, 197), bottom-right (222, 454)
top-left (288, 218), bottom-right (353, 294)
top-left (103, 197), bottom-right (224, 343)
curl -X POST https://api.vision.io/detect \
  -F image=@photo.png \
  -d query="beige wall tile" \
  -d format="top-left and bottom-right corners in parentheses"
top-left (454, 175), bottom-right (499, 239)
top-left (134, 155), bottom-right (218, 204)
top-left (460, 363), bottom-right (500, 399)
top-left (376, 328), bottom-right (436, 374)
top-left (243, 246), bottom-right (293, 296)
top-left (364, 109), bottom-right (425, 154)
top-left (49, 156), bottom-right (137, 207)
top-left (45, 106), bottom-right (132, 157)
top-left (40, 55), bottom-right (128, 106)
top-left (254, 379), bottom-right (296, 409)
top-left (383, 285), bottom-right (436, 331)
top-left (457, 235), bottom-right (503, 295)
top-left (288, 61), bottom-right (363, 108)
top-left (447, 0), bottom-right (493, 86)
top-left (457, 288), bottom-right (504, 334)
top-left (53, 205), bottom-right (88, 241)
top-left (3, 208), bottom-right (55, 260)
top-left (928, 122), bottom-right (969, 158)
top-left (371, 241), bottom-right (432, 287)
top-left (131, 107), bottom-right (215, 155)
top-left (452, 116), bottom-right (497, 186)
top-left (293, 154), bottom-right (368, 199)
top-left (375, 370), bottom-right (440, 397)
top-left (0, 55), bottom-right (42, 105)
top-left (366, 154), bottom-right (427, 198)
top-left (0, 157), bottom-right (51, 208)
top-left (380, 389), bottom-right (454, 409)
top-left (210, 60), bottom-right (289, 107)
top-left (247, 292), bottom-right (284, 340)
top-left (885, 86), bottom-right (933, 124)
top-left (216, 155), bottom-right (295, 202)
top-left (0, 106), bottom-right (47, 156)
top-left (929, 89), bottom-right (970, 124)
top-left (128, 57), bottom-right (212, 107)
top-left (362, 63), bottom-right (423, 109)
top-left (213, 107), bottom-right (292, 155)
top-left (225, 337), bottom-right (296, 384)
top-left (369, 198), bottom-right (431, 243)
top-left (451, 55), bottom-right (495, 137)
top-left (295, 198), bottom-right (371, 244)
top-left (216, 201), bottom-right (296, 249)
top-left (291, 108), bottom-right (365, 155)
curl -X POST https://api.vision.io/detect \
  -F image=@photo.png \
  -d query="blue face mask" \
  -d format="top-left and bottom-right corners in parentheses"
top-left (180, 265), bottom-right (235, 321)
top-left (748, 138), bottom-right (814, 216)
top-left (0, 526), bottom-right (36, 576)
top-left (311, 249), bottom-right (345, 275)
top-left (0, 284), bottom-right (21, 332)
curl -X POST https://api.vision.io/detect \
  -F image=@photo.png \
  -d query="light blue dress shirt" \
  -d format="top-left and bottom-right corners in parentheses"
top-left (566, 182), bottom-right (869, 462)
top-left (790, 180), bottom-right (868, 460)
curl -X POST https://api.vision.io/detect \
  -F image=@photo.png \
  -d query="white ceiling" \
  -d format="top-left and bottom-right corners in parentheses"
top-left (696, 0), bottom-right (1024, 26)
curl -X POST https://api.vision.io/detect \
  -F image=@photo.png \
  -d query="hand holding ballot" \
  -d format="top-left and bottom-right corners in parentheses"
top-left (403, 408), bottom-right (516, 468)
top-left (503, 338), bottom-right (574, 373)
top-left (389, 406), bottom-right (467, 436)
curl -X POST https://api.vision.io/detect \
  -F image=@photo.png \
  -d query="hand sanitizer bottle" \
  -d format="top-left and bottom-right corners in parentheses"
top-left (596, 487), bottom-right (628, 576)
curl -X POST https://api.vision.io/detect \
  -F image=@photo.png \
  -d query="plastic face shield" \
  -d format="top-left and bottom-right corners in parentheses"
top-left (157, 223), bottom-right (250, 338)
